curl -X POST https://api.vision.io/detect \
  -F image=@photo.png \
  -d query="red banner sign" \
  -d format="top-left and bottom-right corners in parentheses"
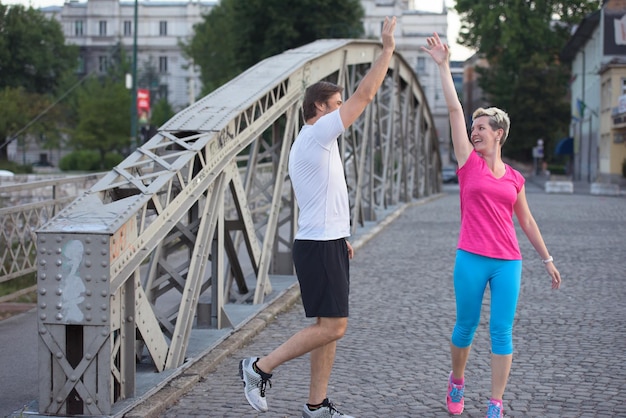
top-left (137, 89), bottom-right (150, 113)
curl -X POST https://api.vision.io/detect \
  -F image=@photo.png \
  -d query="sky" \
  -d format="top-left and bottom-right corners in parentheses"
top-left (3, 0), bottom-right (475, 61)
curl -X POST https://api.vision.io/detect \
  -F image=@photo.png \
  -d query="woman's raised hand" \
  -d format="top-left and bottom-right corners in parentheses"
top-left (421, 32), bottom-right (450, 66)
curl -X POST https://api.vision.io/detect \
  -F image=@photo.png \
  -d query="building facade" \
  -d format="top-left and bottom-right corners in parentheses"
top-left (562, 0), bottom-right (626, 184)
top-left (43, 0), bottom-right (453, 117)
top-left (30, 0), bottom-right (455, 166)
top-left (43, 0), bottom-right (216, 112)
top-left (361, 0), bottom-right (459, 165)
top-left (462, 54), bottom-right (489, 128)
top-left (600, 58), bottom-right (626, 182)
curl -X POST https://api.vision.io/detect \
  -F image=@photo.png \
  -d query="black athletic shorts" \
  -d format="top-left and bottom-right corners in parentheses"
top-left (292, 238), bottom-right (350, 318)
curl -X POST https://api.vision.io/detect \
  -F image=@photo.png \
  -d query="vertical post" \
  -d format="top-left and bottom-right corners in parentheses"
top-left (130, 0), bottom-right (138, 152)
top-left (579, 50), bottom-right (585, 181)
top-left (587, 112), bottom-right (593, 183)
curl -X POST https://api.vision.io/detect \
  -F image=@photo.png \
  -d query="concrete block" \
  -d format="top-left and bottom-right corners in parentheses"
top-left (590, 182), bottom-right (620, 196)
top-left (545, 181), bottom-right (573, 194)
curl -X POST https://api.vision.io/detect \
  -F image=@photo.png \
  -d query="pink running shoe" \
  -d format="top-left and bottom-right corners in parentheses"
top-left (486, 399), bottom-right (504, 418)
top-left (446, 371), bottom-right (465, 415)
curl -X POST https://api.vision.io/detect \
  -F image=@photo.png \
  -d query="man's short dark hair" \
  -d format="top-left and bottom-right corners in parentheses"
top-left (302, 81), bottom-right (344, 121)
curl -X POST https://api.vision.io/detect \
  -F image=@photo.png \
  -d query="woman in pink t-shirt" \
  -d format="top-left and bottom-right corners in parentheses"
top-left (423, 33), bottom-right (562, 418)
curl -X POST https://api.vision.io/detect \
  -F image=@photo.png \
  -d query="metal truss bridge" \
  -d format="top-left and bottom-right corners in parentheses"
top-left (34, 38), bottom-right (442, 415)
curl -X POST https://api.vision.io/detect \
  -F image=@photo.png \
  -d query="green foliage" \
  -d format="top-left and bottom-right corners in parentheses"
top-left (0, 4), bottom-right (78, 160)
top-left (59, 150), bottom-right (100, 171)
top-left (0, 159), bottom-right (33, 174)
top-left (59, 150), bottom-right (124, 171)
top-left (107, 41), bottom-right (132, 81)
top-left (184, 0), bottom-right (364, 95)
top-left (454, 0), bottom-right (601, 161)
top-left (150, 98), bottom-right (175, 127)
top-left (547, 163), bottom-right (567, 175)
top-left (104, 152), bottom-right (124, 168)
top-left (0, 4), bottom-right (78, 93)
top-left (69, 75), bottom-right (131, 167)
top-left (0, 273), bottom-right (36, 298)
top-left (0, 86), bottom-right (68, 159)
top-left (0, 87), bottom-right (36, 139)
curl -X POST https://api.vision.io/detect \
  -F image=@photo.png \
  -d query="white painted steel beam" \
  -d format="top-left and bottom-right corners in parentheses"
top-left (35, 38), bottom-right (441, 415)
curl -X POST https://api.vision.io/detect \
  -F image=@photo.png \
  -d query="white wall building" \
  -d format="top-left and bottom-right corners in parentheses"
top-left (35, 0), bottom-right (455, 164)
top-left (43, 0), bottom-right (453, 131)
top-left (361, 0), bottom-right (456, 165)
top-left (43, 0), bottom-right (216, 112)
top-left (562, 0), bottom-right (626, 185)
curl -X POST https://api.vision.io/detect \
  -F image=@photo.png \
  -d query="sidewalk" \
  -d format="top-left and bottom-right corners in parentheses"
top-left (5, 183), bottom-right (625, 417)
top-left (2, 192), bottom-right (435, 418)
top-left (145, 183), bottom-right (625, 417)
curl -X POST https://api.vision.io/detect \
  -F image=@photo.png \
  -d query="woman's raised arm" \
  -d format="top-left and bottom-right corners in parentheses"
top-left (422, 33), bottom-right (473, 167)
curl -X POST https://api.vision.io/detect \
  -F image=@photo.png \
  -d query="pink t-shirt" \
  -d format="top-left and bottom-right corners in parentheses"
top-left (457, 150), bottom-right (525, 260)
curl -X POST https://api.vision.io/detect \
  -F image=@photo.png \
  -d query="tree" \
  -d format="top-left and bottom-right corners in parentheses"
top-left (184, 0), bottom-right (364, 95)
top-left (137, 56), bottom-right (162, 105)
top-left (0, 4), bottom-right (78, 160)
top-left (454, 0), bottom-right (601, 161)
top-left (150, 98), bottom-right (175, 128)
top-left (63, 41), bottom-right (136, 166)
top-left (70, 76), bottom-right (131, 168)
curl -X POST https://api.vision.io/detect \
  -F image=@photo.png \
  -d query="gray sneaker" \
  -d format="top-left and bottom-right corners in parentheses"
top-left (302, 399), bottom-right (354, 418)
top-left (239, 357), bottom-right (271, 412)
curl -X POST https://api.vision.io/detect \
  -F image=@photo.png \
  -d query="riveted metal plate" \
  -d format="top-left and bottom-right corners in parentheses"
top-left (37, 233), bottom-right (112, 325)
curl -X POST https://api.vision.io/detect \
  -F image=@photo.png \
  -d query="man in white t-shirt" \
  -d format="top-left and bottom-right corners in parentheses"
top-left (240, 16), bottom-right (397, 418)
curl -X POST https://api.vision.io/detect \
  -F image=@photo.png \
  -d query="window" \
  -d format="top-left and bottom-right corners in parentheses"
top-left (159, 84), bottom-right (168, 101)
top-left (416, 56), bottom-right (426, 73)
top-left (74, 20), bottom-right (84, 36)
top-left (621, 78), bottom-right (626, 94)
top-left (123, 20), bottom-right (132, 36)
top-left (159, 56), bottom-right (168, 74)
top-left (99, 56), bottom-right (108, 73)
top-left (159, 21), bottom-right (167, 36)
top-left (99, 20), bottom-right (107, 36)
top-left (76, 55), bottom-right (85, 74)
top-left (601, 79), bottom-right (611, 112)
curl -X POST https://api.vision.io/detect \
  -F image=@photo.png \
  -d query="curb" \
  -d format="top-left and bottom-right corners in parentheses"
top-left (123, 287), bottom-right (303, 418)
top-left (121, 193), bottom-right (444, 417)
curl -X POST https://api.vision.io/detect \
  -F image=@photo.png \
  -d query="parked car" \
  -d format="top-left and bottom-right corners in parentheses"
top-left (442, 165), bottom-right (458, 184)
top-left (0, 169), bottom-right (15, 177)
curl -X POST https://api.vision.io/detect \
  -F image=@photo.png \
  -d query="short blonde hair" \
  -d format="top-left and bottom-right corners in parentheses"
top-left (472, 107), bottom-right (510, 146)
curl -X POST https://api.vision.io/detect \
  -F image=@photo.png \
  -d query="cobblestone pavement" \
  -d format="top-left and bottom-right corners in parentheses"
top-left (160, 184), bottom-right (626, 418)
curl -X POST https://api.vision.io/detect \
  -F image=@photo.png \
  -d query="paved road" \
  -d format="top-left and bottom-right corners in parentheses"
top-left (156, 183), bottom-right (626, 418)
top-left (0, 304), bottom-right (38, 417)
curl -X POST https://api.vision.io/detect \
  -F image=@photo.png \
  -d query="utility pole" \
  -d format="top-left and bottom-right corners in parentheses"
top-left (130, 0), bottom-right (139, 152)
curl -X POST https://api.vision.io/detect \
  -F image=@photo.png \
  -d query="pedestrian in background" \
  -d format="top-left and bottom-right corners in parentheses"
top-left (239, 16), bottom-right (397, 418)
top-left (422, 33), bottom-right (562, 418)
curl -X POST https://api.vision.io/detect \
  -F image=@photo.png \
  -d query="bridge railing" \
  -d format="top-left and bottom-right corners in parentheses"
top-left (35, 39), bottom-right (442, 415)
top-left (0, 174), bottom-right (103, 302)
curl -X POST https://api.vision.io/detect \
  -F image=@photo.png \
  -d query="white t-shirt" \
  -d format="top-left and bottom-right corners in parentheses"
top-left (288, 109), bottom-right (350, 240)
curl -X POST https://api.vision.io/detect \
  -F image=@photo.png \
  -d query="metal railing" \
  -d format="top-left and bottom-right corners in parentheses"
top-left (0, 174), bottom-right (103, 302)
top-left (35, 39), bottom-right (442, 415)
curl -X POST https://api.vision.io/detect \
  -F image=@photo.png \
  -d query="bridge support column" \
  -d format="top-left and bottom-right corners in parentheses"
top-left (37, 221), bottom-right (136, 415)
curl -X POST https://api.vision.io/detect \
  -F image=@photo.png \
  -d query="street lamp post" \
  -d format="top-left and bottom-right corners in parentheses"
top-left (130, 0), bottom-right (138, 152)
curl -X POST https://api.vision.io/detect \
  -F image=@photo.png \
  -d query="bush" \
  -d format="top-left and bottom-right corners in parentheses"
top-left (0, 161), bottom-right (33, 174)
top-left (104, 152), bottom-right (124, 168)
top-left (59, 150), bottom-right (125, 171)
top-left (547, 164), bottom-right (566, 175)
top-left (59, 150), bottom-right (100, 171)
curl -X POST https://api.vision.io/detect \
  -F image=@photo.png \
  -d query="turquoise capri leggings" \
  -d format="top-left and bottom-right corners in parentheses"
top-left (451, 249), bottom-right (522, 355)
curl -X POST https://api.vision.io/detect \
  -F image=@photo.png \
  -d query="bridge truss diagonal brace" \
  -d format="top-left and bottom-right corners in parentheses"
top-left (38, 322), bottom-right (113, 415)
top-left (253, 103), bottom-right (298, 304)
top-left (165, 175), bottom-right (224, 368)
top-left (33, 38), bottom-right (442, 416)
